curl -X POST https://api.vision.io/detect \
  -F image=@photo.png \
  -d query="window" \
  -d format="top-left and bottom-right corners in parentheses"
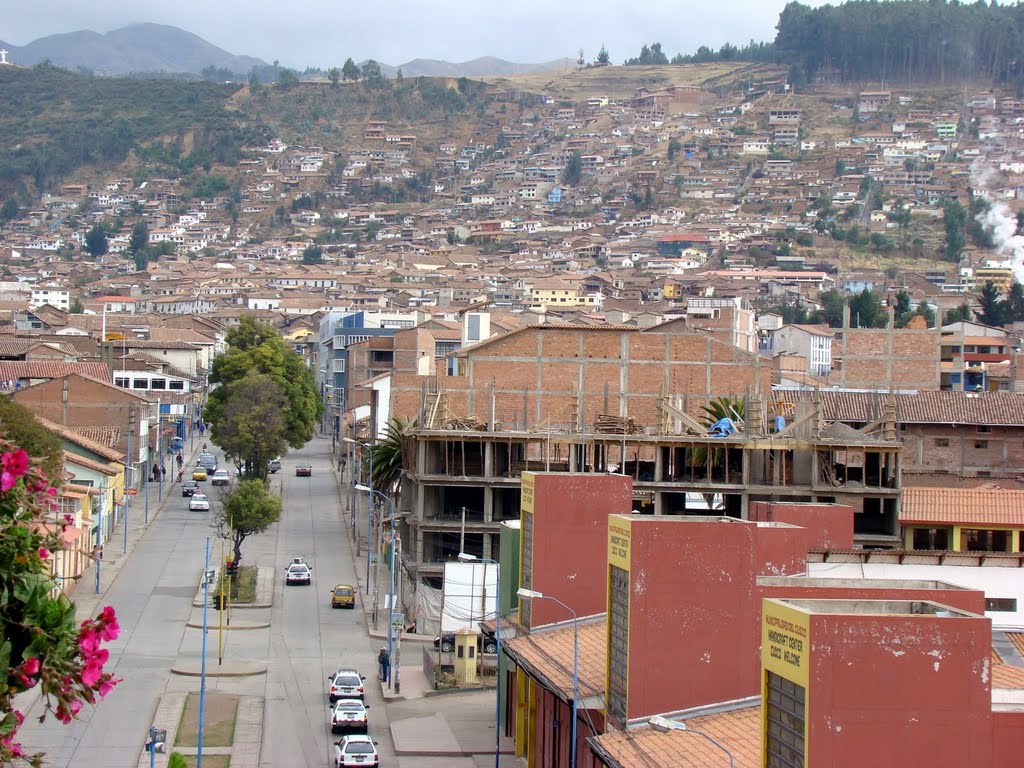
top-left (607, 565), bottom-right (630, 729)
top-left (934, 438), bottom-right (950, 447)
top-left (115, 378), bottom-right (128, 388)
top-left (150, 379), bottom-right (167, 390)
top-left (132, 379), bottom-right (148, 389)
top-left (169, 381), bottom-right (184, 391)
top-left (986, 597), bottom-right (1018, 612)
top-left (975, 440), bottom-right (989, 449)
top-left (978, 425), bottom-right (992, 434)
top-left (765, 671), bottom-right (806, 768)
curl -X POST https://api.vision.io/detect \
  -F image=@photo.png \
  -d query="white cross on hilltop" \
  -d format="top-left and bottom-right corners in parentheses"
top-left (0, 50), bottom-right (7, 65)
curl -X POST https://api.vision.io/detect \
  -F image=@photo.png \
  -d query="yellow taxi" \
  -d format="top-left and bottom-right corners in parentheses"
top-left (192, 466), bottom-right (208, 481)
top-left (331, 584), bottom-right (355, 609)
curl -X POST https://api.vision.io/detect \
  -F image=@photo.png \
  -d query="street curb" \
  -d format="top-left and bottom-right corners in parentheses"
top-left (170, 662), bottom-right (268, 677)
top-left (185, 620), bottom-right (271, 630)
top-left (423, 684), bottom-right (496, 698)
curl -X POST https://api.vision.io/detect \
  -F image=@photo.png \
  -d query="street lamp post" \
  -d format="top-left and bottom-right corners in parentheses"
top-left (517, 588), bottom-right (579, 768)
top-left (355, 484), bottom-right (396, 688)
top-left (649, 715), bottom-right (734, 767)
top-left (460, 553), bottom-right (502, 768)
top-left (343, 437), bottom-right (373, 595)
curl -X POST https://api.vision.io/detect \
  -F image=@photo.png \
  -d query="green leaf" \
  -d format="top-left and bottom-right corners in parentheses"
top-left (0, 710), bottom-right (17, 736)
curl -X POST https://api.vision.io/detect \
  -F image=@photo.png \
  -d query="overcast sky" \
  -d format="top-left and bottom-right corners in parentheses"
top-left (1, 1), bottom-right (832, 68)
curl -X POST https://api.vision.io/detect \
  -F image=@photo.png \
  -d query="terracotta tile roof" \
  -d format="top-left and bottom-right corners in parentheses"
top-left (784, 390), bottom-right (1024, 426)
top-left (992, 662), bottom-right (1024, 689)
top-left (503, 618), bottom-right (606, 701)
top-left (68, 426), bottom-right (121, 451)
top-left (1008, 633), bottom-right (1024, 658)
top-left (0, 361), bottom-right (112, 382)
top-left (36, 417), bottom-right (123, 463)
top-left (590, 706), bottom-right (761, 768)
top-left (900, 487), bottom-right (1024, 527)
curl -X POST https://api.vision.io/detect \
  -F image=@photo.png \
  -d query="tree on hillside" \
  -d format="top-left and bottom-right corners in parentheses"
top-left (943, 302), bottom-right (973, 325)
top-left (977, 282), bottom-right (1005, 327)
top-left (342, 58), bottom-right (361, 81)
top-left (0, 198), bottom-right (18, 224)
top-left (204, 317), bottom-right (323, 454)
top-left (216, 479), bottom-right (282, 564)
top-left (128, 221), bottom-right (149, 256)
top-left (811, 289), bottom-right (845, 328)
top-left (942, 199), bottom-right (967, 262)
top-left (0, 396), bottom-right (64, 482)
top-left (848, 288), bottom-right (888, 328)
top-left (302, 244), bottom-right (324, 265)
top-left (328, 67), bottom-right (341, 87)
top-left (361, 60), bottom-right (385, 86)
top-left (215, 372), bottom-right (289, 479)
top-left (563, 151), bottom-right (583, 186)
top-left (84, 225), bottom-right (108, 258)
top-left (596, 45), bottom-right (611, 65)
top-left (886, 199), bottom-right (912, 253)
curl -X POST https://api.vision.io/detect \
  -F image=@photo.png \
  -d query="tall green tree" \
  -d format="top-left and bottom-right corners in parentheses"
top-left (342, 58), bottom-right (361, 81)
top-left (302, 244), bottom-right (324, 265)
top-left (596, 45), bottom-right (611, 64)
top-left (204, 317), bottom-right (323, 455)
top-left (327, 67), bottom-right (341, 87)
top-left (977, 282), bottom-right (1005, 327)
top-left (84, 225), bottom-right (109, 258)
top-left (943, 302), bottom-right (973, 325)
top-left (848, 288), bottom-right (887, 328)
top-left (563, 151), bottom-right (583, 186)
top-left (215, 372), bottom-right (290, 479)
top-left (217, 479), bottom-right (282, 564)
top-left (942, 199), bottom-right (967, 262)
top-left (811, 289), bottom-right (845, 328)
top-left (128, 221), bottom-right (149, 256)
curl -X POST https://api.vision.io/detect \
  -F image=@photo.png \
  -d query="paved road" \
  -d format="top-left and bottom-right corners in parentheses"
top-left (18, 437), bottom-right (395, 768)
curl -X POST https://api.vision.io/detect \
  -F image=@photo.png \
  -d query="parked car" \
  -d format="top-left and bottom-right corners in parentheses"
top-left (331, 584), bottom-right (356, 609)
top-left (434, 631), bottom-right (497, 654)
top-left (181, 480), bottom-right (199, 497)
top-left (330, 699), bottom-right (369, 734)
top-left (295, 463), bottom-right (312, 477)
top-left (267, 457), bottom-right (282, 473)
top-left (210, 469), bottom-right (232, 486)
top-left (191, 466), bottom-right (208, 482)
top-left (285, 557), bottom-right (311, 585)
top-left (189, 493), bottom-right (210, 512)
top-left (334, 735), bottom-right (378, 767)
top-left (327, 669), bottom-right (366, 702)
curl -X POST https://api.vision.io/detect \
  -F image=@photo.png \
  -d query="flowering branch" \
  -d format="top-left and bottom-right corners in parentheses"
top-left (0, 437), bottom-right (120, 765)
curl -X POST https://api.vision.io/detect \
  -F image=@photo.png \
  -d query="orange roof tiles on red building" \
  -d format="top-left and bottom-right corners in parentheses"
top-left (503, 619), bottom-right (606, 700)
top-left (900, 487), bottom-right (1024, 527)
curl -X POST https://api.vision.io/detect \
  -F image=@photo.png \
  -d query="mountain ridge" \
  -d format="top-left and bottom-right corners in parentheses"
top-left (1, 23), bottom-right (572, 78)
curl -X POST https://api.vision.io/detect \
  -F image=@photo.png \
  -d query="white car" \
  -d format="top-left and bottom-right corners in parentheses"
top-left (328, 669), bottom-right (366, 702)
top-left (330, 698), bottom-right (369, 734)
top-left (189, 493), bottom-right (210, 511)
top-left (210, 469), bottom-right (231, 486)
top-left (334, 735), bottom-right (378, 767)
top-left (285, 559), bottom-right (311, 585)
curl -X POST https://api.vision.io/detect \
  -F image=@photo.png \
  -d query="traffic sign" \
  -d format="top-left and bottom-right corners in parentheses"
top-left (391, 612), bottom-right (405, 630)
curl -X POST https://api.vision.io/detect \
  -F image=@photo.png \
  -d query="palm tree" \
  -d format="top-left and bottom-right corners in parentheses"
top-left (368, 417), bottom-right (413, 497)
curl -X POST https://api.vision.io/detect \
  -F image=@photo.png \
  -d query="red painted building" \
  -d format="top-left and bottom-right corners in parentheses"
top-left (749, 501), bottom-right (855, 549)
top-left (518, 471), bottom-right (633, 630)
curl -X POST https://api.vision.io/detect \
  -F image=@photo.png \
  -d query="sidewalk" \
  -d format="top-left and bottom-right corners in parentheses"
top-left (335, 458), bottom-right (518, 765)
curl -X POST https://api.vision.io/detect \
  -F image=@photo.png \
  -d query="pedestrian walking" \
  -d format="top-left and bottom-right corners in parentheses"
top-left (377, 646), bottom-right (390, 683)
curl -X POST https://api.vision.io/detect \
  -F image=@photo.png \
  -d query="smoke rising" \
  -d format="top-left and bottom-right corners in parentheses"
top-left (971, 159), bottom-right (1024, 283)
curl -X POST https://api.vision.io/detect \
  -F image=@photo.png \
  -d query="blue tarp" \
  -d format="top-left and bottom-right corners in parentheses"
top-left (708, 417), bottom-right (737, 437)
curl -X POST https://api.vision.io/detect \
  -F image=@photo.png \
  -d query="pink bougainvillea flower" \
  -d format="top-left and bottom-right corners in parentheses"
top-left (97, 607), bottom-right (120, 641)
top-left (97, 677), bottom-right (118, 699)
top-left (37, 547), bottom-right (49, 560)
top-left (46, 486), bottom-right (57, 496)
top-left (78, 629), bottom-right (99, 656)
top-left (81, 659), bottom-right (103, 687)
top-left (1, 471), bottom-right (16, 492)
top-left (19, 658), bottom-right (39, 676)
top-left (1, 449), bottom-right (29, 477)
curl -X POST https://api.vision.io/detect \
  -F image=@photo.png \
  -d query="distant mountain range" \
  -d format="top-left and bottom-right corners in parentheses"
top-left (0, 23), bottom-right (571, 78)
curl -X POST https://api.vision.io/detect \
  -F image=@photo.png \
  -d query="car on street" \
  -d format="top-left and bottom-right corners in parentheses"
top-left (189, 493), bottom-right (210, 512)
top-left (334, 735), bottom-right (378, 767)
top-left (197, 452), bottom-right (217, 471)
top-left (295, 463), bottom-right (312, 477)
top-left (181, 480), bottom-right (199, 497)
top-left (328, 669), bottom-right (366, 702)
top-left (267, 457), bottom-right (282, 473)
top-left (192, 466), bottom-right (208, 481)
top-left (331, 584), bottom-right (356, 609)
top-left (434, 631), bottom-right (497, 654)
top-left (330, 699), bottom-right (369, 734)
top-left (285, 557), bottom-right (312, 585)
top-left (210, 469), bottom-right (232, 486)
